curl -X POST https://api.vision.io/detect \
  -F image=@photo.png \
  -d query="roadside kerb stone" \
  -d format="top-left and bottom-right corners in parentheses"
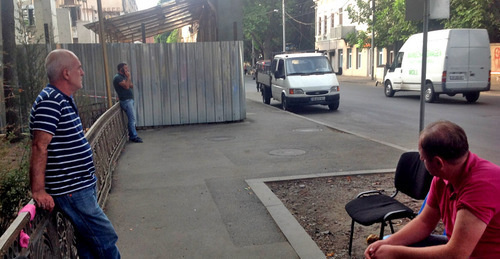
top-left (246, 169), bottom-right (395, 259)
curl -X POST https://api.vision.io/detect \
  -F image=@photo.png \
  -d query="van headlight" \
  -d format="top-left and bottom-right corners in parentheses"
top-left (330, 86), bottom-right (339, 92)
top-left (289, 89), bottom-right (304, 95)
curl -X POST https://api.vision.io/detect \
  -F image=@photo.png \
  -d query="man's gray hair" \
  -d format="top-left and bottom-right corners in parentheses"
top-left (45, 49), bottom-right (77, 82)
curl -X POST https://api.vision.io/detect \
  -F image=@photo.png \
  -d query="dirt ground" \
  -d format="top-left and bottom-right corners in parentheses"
top-left (267, 173), bottom-right (443, 259)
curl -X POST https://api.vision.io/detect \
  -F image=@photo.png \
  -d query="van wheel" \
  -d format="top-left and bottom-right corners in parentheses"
top-left (424, 82), bottom-right (437, 103)
top-left (384, 81), bottom-right (395, 97)
top-left (465, 92), bottom-right (480, 103)
top-left (281, 94), bottom-right (290, 111)
top-left (262, 87), bottom-right (271, 104)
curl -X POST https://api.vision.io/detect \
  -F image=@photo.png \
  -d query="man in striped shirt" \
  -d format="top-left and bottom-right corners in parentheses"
top-left (30, 49), bottom-right (120, 258)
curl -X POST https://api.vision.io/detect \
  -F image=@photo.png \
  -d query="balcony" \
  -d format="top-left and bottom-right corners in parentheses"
top-left (331, 25), bottom-right (355, 39)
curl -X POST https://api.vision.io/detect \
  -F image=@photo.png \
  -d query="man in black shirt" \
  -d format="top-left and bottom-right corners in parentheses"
top-left (113, 62), bottom-right (142, 143)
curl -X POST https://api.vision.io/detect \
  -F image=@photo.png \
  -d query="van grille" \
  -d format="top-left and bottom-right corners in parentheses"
top-left (306, 91), bottom-right (328, 95)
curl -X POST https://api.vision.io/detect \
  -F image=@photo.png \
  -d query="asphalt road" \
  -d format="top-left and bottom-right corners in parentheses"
top-left (245, 76), bottom-right (500, 165)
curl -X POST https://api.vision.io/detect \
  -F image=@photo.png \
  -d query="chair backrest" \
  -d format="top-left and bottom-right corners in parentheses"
top-left (394, 151), bottom-right (433, 200)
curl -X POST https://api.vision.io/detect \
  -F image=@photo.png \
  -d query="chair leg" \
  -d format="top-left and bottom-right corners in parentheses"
top-left (389, 221), bottom-right (395, 233)
top-left (379, 222), bottom-right (386, 240)
top-left (348, 219), bottom-right (355, 255)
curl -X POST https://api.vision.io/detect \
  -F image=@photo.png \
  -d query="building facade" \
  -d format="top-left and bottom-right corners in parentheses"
top-left (314, 0), bottom-right (388, 80)
top-left (16, 0), bottom-right (137, 44)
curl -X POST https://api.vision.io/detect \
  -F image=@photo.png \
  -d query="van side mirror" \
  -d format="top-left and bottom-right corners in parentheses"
top-left (335, 67), bottom-right (343, 75)
top-left (385, 63), bottom-right (391, 69)
top-left (274, 71), bottom-right (285, 79)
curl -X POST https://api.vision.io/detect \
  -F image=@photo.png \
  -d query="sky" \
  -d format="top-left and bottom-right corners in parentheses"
top-left (136, 0), bottom-right (159, 11)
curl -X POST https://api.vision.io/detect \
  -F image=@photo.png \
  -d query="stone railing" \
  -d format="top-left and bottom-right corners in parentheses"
top-left (0, 103), bottom-right (128, 258)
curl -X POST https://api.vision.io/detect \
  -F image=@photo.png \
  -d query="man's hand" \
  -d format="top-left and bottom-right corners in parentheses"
top-left (33, 190), bottom-right (55, 211)
top-left (365, 239), bottom-right (390, 259)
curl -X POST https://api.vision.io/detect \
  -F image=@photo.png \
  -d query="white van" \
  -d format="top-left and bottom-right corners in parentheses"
top-left (260, 53), bottom-right (340, 111)
top-left (384, 29), bottom-right (491, 103)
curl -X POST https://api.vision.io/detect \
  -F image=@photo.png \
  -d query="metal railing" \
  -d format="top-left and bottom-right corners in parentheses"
top-left (0, 103), bottom-right (128, 258)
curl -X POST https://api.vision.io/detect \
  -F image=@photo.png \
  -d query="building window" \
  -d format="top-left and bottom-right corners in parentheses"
top-left (324, 15), bottom-right (327, 35)
top-left (339, 8), bottom-right (343, 25)
top-left (69, 6), bottom-right (81, 27)
top-left (347, 48), bottom-right (352, 69)
top-left (338, 49), bottom-right (343, 68)
top-left (378, 48), bottom-right (383, 66)
top-left (318, 17), bottom-right (322, 36)
top-left (389, 50), bottom-right (394, 64)
top-left (27, 7), bottom-right (35, 26)
top-left (357, 48), bottom-right (362, 69)
top-left (331, 13), bottom-right (335, 28)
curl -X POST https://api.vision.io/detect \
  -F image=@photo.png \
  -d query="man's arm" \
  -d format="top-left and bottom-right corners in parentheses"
top-left (118, 71), bottom-right (133, 89)
top-left (366, 206), bottom-right (487, 259)
top-left (366, 203), bottom-right (441, 257)
top-left (30, 130), bottom-right (55, 211)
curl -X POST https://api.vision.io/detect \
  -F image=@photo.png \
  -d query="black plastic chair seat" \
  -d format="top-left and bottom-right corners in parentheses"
top-left (345, 194), bottom-right (414, 226)
top-left (344, 152), bottom-right (433, 255)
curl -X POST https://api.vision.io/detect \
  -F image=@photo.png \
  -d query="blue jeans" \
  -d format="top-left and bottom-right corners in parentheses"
top-left (120, 99), bottom-right (138, 139)
top-left (53, 185), bottom-right (120, 259)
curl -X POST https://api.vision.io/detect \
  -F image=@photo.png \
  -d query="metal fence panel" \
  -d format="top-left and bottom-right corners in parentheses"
top-left (159, 44), bottom-right (171, 125)
top-left (12, 42), bottom-right (245, 128)
top-left (203, 43), bottom-right (216, 122)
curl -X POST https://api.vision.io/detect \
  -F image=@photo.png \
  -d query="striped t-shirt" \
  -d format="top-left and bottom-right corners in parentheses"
top-left (29, 85), bottom-right (96, 196)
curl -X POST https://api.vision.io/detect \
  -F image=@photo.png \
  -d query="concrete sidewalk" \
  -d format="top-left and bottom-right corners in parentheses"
top-left (105, 97), bottom-right (405, 258)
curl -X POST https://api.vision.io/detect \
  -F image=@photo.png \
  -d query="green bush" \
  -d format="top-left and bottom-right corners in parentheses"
top-left (0, 135), bottom-right (31, 235)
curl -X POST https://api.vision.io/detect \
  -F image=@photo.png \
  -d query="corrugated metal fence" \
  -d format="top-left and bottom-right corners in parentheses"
top-left (10, 41), bottom-right (245, 128)
top-left (67, 41), bottom-right (246, 127)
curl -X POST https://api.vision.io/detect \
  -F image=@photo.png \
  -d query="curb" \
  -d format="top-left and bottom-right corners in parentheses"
top-left (246, 169), bottom-right (395, 259)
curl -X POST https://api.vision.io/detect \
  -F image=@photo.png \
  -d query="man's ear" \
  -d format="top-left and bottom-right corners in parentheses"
top-left (62, 69), bottom-right (70, 80)
top-left (434, 156), bottom-right (446, 171)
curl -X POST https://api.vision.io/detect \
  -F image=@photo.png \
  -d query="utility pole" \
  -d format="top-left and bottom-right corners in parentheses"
top-left (251, 38), bottom-right (255, 67)
top-left (370, 0), bottom-right (375, 80)
top-left (282, 0), bottom-right (285, 52)
top-left (419, 0), bottom-right (429, 132)
top-left (97, 0), bottom-right (113, 109)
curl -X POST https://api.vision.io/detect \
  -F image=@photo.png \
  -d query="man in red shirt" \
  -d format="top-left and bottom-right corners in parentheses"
top-left (365, 120), bottom-right (500, 259)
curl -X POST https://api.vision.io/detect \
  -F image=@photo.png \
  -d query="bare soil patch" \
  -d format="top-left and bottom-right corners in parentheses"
top-left (267, 173), bottom-right (443, 258)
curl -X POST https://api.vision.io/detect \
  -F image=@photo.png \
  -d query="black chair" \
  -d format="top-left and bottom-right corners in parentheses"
top-left (344, 151), bottom-right (433, 255)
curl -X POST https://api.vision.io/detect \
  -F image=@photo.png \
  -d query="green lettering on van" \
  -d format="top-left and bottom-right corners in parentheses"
top-left (407, 52), bottom-right (421, 59)
top-left (407, 49), bottom-right (441, 59)
top-left (409, 70), bottom-right (418, 75)
top-left (428, 49), bottom-right (442, 57)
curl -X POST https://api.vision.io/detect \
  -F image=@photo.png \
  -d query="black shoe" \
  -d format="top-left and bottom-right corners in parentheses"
top-left (130, 137), bottom-right (143, 143)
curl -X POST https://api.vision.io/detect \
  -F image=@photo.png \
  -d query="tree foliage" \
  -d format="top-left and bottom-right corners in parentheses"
top-left (243, 0), bottom-right (282, 60)
top-left (347, 0), bottom-right (417, 48)
top-left (347, 0), bottom-right (500, 49)
top-left (444, 0), bottom-right (500, 42)
top-left (243, 0), bottom-right (315, 62)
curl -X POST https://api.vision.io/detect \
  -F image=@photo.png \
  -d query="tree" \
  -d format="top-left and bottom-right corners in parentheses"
top-left (154, 29), bottom-right (179, 43)
top-left (243, 0), bottom-right (282, 61)
top-left (243, 0), bottom-right (315, 62)
top-left (444, 0), bottom-right (500, 42)
top-left (347, 0), bottom-right (500, 51)
top-left (347, 0), bottom-right (418, 49)
top-left (1, 0), bottom-right (20, 139)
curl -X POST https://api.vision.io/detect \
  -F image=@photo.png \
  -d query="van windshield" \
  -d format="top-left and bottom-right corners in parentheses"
top-left (286, 56), bottom-right (333, 75)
